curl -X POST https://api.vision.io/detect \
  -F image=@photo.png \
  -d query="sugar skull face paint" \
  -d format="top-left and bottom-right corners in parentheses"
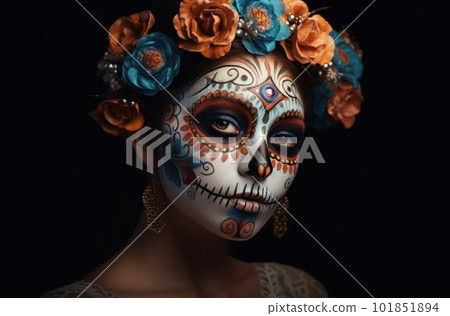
top-left (158, 54), bottom-right (305, 240)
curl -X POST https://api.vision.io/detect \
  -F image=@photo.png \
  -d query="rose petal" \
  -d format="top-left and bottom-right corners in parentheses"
top-left (326, 82), bottom-right (363, 128)
top-left (201, 43), bottom-right (232, 59)
top-left (190, 18), bottom-right (215, 43)
top-left (173, 16), bottom-right (189, 40)
top-left (341, 104), bottom-right (361, 116)
top-left (178, 39), bottom-right (210, 52)
top-left (123, 113), bottom-right (145, 131)
top-left (281, 0), bottom-right (309, 24)
top-left (179, 0), bottom-right (198, 18)
top-left (281, 14), bottom-right (335, 65)
top-left (101, 122), bottom-right (124, 136)
top-left (316, 44), bottom-right (335, 65)
top-left (340, 116), bottom-right (356, 129)
top-left (279, 40), bottom-right (295, 61)
top-left (312, 15), bottom-right (332, 34)
top-left (296, 20), bottom-right (314, 42)
top-left (212, 9), bottom-right (238, 45)
top-left (104, 103), bottom-right (128, 126)
top-left (173, 0), bottom-right (238, 59)
top-left (134, 10), bottom-right (155, 37)
top-left (108, 11), bottom-right (155, 53)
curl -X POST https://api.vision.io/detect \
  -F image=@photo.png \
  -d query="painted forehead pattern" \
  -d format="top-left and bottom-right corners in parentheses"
top-left (187, 55), bottom-right (304, 117)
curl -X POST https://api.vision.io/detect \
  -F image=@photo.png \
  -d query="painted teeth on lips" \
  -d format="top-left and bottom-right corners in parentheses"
top-left (235, 191), bottom-right (273, 204)
top-left (230, 198), bottom-right (261, 213)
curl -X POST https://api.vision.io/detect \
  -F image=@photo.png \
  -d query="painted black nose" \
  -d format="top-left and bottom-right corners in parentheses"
top-left (248, 142), bottom-right (273, 179)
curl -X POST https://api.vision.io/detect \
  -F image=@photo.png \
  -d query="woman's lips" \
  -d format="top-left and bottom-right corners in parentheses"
top-left (193, 180), bottom-right (278, 212)
top-left (229, 198), bottom-right (261, 213)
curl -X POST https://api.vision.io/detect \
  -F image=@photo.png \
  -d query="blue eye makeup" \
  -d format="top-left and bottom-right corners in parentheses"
top-left (193, 97), bottom-right (253, 139)
top-left (268, 117), bottom-right (304, 159)
top-left (269, 131), bottom-right (298, 148)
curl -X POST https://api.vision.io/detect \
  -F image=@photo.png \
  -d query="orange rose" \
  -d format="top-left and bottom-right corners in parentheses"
top-left (89, 99), bottom-right (145, 136)
top-left (108, 11), bottom-right (155, 54)
top-left (173, 0), bottom-right (239, 59)
top-left (280, 0), bottom-right (309, 24)
top-left (327, 82), bottom-right (363, 129)
top-left (280, 14), bottom-right (334, 65)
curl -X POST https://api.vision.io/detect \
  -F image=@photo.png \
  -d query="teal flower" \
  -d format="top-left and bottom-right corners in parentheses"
top-left (233, 0), bottom-right (290, 55)
top-left (330, 30), bottom-right (363, 88)
top-left (122, 32), bottom-right (181, 96)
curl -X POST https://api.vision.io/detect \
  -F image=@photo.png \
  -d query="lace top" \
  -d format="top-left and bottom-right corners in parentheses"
top-left (41, 262), bottom-right (327, 298)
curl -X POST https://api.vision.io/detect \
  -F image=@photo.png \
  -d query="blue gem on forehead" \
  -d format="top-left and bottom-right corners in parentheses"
top-left (259, 83), bottom-right (279, 103)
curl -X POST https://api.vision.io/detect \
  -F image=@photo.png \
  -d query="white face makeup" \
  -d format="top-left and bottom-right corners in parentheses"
top-left (158, 54), bottom-right (305, 240)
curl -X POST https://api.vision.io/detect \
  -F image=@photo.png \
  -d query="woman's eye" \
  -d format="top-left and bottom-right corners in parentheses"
top-left (210, 117), bottom-right (240, 135)
top-left (270, 134), bottom-right (297, 148)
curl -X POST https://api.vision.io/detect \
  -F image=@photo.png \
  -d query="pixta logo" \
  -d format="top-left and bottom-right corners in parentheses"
top-left (127, 127), bottom-right (325, 174)
top-left (126, 127), bottom-right (172, 174)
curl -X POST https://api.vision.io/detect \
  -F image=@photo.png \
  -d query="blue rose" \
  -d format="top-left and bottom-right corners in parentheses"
top-left (233, 0), bottom-right (291, 55)
top-left (330, 30), bottom-right (363, 88)
top-left (122, 32), bottom-right (181, 96)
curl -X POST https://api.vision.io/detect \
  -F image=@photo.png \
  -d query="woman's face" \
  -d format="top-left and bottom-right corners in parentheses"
top-left (158, 53), bottom-right (305, 240)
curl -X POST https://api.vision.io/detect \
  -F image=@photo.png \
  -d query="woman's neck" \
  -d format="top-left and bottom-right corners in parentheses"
top-left (134, 205), bottom-right (231, 267)
top-left (84, 205), bottom-right (258, 297)
top-left (123, 206), bottom-right (239, 292)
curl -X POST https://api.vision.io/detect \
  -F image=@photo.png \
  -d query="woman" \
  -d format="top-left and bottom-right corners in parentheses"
top-left (42, 0), bottom-right (363, 298)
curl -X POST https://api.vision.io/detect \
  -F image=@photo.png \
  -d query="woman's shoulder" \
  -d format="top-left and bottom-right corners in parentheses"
top-left (40, 280), bottom-right (118, 298)
top-left (41, 263), bottom-right (327, 298)
top-left (253, 262), bottom-right (328, 298)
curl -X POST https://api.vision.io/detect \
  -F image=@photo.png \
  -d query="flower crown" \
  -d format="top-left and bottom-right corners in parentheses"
top-left (90, 0), bottom-right (364, 137)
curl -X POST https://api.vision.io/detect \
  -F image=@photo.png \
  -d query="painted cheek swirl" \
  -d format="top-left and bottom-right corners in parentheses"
top-left (220, 218), bottom-right (255, 239)
top-left (239, 222), bottom-right (255, 238)
top-left (221, 218), bottom-right (239, 236)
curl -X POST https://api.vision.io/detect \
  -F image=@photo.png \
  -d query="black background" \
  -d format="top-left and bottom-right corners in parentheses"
top-left (4, 0), bottom-right (449, 297)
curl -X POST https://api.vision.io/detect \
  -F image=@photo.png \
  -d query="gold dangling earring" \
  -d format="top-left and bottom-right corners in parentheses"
top-left (142, 176), bottom-right (167, 233)
top-left (273, 196), bottom-right (289, 239)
